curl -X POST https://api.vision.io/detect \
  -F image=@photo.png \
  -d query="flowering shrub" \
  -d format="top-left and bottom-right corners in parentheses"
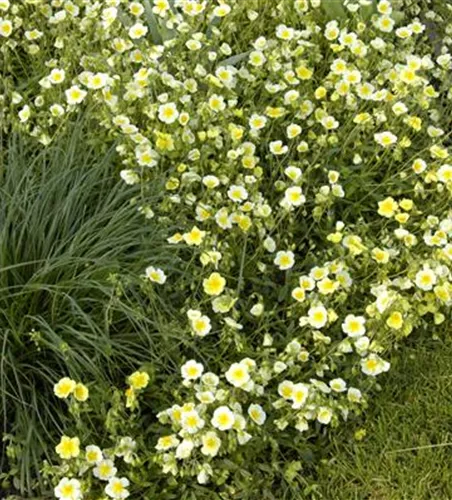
top-left (1, 0), bottom-right (452, 497)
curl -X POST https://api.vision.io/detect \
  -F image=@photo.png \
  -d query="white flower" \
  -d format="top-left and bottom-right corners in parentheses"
top-left (341, 314), bottom-right (366, 338)
top-left (190, 314), bottom-right (212, 337)
top-left (213, 3), bottom-right (231, 16)
top-left (276, 24), bottom-right (295, 40)
top-left (49, 68), bottom-right (66, 84)
top-left (284, 186), bottom-right (305, 207)
top-left (65, 85), bottom-right (87, 105)
top-left (274, 250), bottom-right (295, 270)
top-left (248, 404), bottom-right (266, 425)
top-left (145, 266), bottom-right (167, 284)
top-left (18, 105), bottom-right (30, 123)
top-left (307, 305), bottom-right (328, 329)
top-left (249, 113), bottom-right (267, 130)
top-left (438, 164), bottom-right (452, 184)
top-left (269, 140), bottom-right (288, 155)
top-left (374, 131), bottom-right (397, 147)
top-left (158, 102), bottom-right (179, 124)
top-left (415, 268), bottom-right (437, 291)
top-left (55, 478), bottom-right (82, 500)
top-left (211, 406), bottom-right (235, 431)
top-left (329, 378), bottom-right (347, 392)
top-left (181, 410), bottom-right (205, 434)
top-left (317, 407), bottom-right (333, 425)
top-left (225, 362), bottom-right (250, 388)
top-left (361, 354), bottom-right (390, 376)
top-left (175, 439), bottom-right (194, 459)
top-left (94, 459), bottom-right (117, 481)
top-left (120, 170), bottom-right (140, 185)
top-left (347, 387), bottom-right (362, 403)
top-left (85, 445), bottom-right (103, 464)
top-left (201, 431), bottom-right (221, 456)
top-left (105, 477), bottom-right (130, 499)
top-left (227, 185), bottom-right (248, 202)
top-left (181, 360), bottom-right (204, 381)
top-left (291, 383), bottom-right (309, 409)
top-left (128, 22), bottom-right (148, 39)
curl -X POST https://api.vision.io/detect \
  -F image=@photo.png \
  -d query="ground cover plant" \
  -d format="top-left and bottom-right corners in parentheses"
top-left (0, 0), bottom-right (451, 498)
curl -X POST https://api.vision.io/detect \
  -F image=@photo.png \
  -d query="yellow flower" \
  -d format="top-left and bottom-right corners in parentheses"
top-left (386, 311), bottom-right (404, 330)
top-left (203, 272), bottom-right (226, 296)
top-left (378, 197), bottom-right (398, 218)
top-left (128, 371), bottom-right (150, 390)
top-left (56, 436), bottom-right (80, 460)
top-left (73, 383), bottom-right (89, 402)
top-left (54, 377), bottom-right (76, 399)
top-left (183, 226), bottom-right (206, 246)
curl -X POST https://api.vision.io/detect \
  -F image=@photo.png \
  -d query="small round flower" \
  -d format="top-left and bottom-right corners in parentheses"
top-left (227, 184), bottom-right (248, 202)
top-left (85, 445), bottom-right (103, 464)
top-left (181, 410), bottom-right (205, 434)
top-left (201, 431), bottom-right (221, 456)
top-left (274, 250), bottom-right (295, 270)
top-left (361, 354), bottom-right (390, 376)
top-left (307, 304), bottom-right (328, 329)
top-left (202, 175), bottom-right (220, 189)
top-left (105, 477), bottom-right (130, 499)
top-left (438, 164), bottom-right (452, 183)
top-left (249, 50), bottom-right (266, 67)
top-left (374, 131), bottom-right (397, 147)
top-left (49, 68), bottom-right (66, 85)
top-left (181, 360), bottom-right (204, 381)
top-left (249, 114), bottom-right (267, 130)
top-left (203, 272), bottom-right (226, 296)
top-left (347, 387), bottom-right (362, 403)
top-left (225, 363), bottom-right (250, 388)
top-left (183, 226), bottom-right (206, 246)
top-left (289, 383), bottom-right (308, 409)
top-left (54, 377), bottom-right (76, 399)
top-left (415, 268), bottom-right (437, 291)
top-left (191, 314), bottom-right (212, 337)
top-left (211, 406), bottom-right (235, 431)
top-left (65, 86), bottom-right (87, 105)
top-left (87, 72), bottom-right (109, 89)
top-left (269, 140), bottom-right (288, 155)
top-left (55, 478), bottom-right (82, 500)
top-left (74, 383), bottom-right (89, 402)
top-left (213, 3), bottom-right (231, 16)
top-left (156, 434), bottom-right (180, 451)
top-left (278, 380), bottom-right (294, 399)
top-left (248, 404), bottom-right (266, 425)
top-left (386, 311), bottom-right (404, 330)
top-left (378, 197), bottom-right (398, 218)
top-left (93, 459), bottom-right (117, 481)
top-left (208, 94), bottom-right (226, 112)
top-left (56, 436), bottom-right (80, 460)
top-left (158, 102), bottom-right (179, 124)
top-left (342, 315), bottom-right (366, 338)
top-left (145, 266), bottom-right (167, 284)
top-left (128, 371), bottom-right (150, 390)
top-left (317, 407), bottom-right (333, 425)
top-left (0, 19), bottom-right (12, 37)
top-left (128, 22), bottom-right (148, 39)
top-left (120, 170), bottom-right (140, 185)
top-left (329, 378), bottom-right (347, 392)
top-left (284, 186), bottom-right (305, 207)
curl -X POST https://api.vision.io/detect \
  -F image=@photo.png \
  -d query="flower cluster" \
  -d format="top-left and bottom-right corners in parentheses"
top-left (3, 0), bottom-right (452, 495)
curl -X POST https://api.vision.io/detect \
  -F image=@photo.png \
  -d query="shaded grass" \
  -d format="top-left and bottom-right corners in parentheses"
top-left (314, 333), bottom-right (452, 500)
top-left (0, 122), bottom-right (186, 495)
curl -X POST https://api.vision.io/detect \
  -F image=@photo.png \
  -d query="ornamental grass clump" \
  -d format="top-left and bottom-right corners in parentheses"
top-left (0, 0), bottom-right (451, 498)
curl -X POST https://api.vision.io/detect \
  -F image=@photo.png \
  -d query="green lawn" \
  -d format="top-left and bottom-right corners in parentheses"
top-left (315, 334), bottom-right (452, 500)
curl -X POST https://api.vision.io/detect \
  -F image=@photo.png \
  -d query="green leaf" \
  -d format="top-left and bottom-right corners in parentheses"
top-left (142, 0), bottom-right (163, 44)
top-left (321, 0), bottom-right (347, 20)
